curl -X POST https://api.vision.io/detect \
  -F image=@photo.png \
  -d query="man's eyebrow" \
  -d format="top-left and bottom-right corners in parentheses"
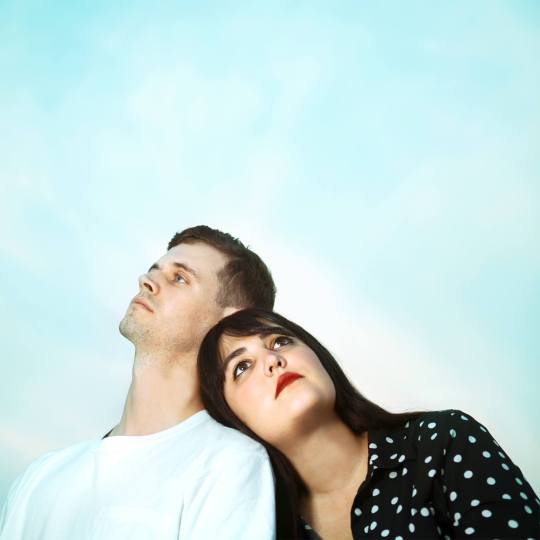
top-left (223, 347), bottom-right (247, 371)
top-left (147, 261), bottom-right (199, 279)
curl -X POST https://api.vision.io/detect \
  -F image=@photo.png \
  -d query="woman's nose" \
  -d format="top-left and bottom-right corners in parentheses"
top-left (138, 273), bottom-right (159, 295)
top-left (264, 352), bottom-right (287, 376)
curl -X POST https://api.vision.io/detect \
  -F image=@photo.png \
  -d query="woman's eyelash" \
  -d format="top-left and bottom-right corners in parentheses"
top-left (233, 360), bottom-right (252, 380)
top-left (272, 336), bottom-right (293, 349)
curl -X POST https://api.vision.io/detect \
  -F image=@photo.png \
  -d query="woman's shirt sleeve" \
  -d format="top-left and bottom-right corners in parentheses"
top-left (441, 410), bottom-right (539, 538)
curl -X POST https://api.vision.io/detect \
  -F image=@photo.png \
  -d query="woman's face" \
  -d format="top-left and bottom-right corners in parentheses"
top-left (219, 330), bottom-right (336, 447)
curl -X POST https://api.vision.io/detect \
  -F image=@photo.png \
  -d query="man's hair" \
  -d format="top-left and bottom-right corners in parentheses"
top-left (168, 225), bottom-right (276, 310)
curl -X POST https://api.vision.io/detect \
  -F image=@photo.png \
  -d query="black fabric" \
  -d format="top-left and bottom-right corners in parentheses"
top-left (298, 410), bottom-right (539, 539)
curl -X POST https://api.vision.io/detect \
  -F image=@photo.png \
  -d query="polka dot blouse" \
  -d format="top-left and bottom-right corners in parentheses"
top-left (298, 410), bottom-right (539, 539)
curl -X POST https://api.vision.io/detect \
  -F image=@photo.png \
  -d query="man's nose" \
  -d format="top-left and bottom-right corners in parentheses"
top-left (264, 352), bottom-right (287, 376)
top-left (138, 273), bottom-right (159, 295)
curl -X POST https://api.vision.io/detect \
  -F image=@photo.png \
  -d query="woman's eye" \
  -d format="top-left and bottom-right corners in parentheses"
top-left (174, 274), bottom-right (186, 284)
top-left (233, 360), bottom-right (252, 380)
top-left (272, 336), bottom-right (293, 350)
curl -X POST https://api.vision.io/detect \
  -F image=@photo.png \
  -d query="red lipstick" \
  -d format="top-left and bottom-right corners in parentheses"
top-left (275, 372), bottom-right (303, 398)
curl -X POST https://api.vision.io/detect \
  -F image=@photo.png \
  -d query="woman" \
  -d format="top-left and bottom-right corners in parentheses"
top-left (198, 308), bottom-right (539, 539)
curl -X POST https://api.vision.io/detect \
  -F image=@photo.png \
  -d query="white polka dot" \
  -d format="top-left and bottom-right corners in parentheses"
top-left (449, 491), bottom-right (457, 501)
top-left (481, 509), bottom-right (492, 518)
top-left (430, 432), bottom-right (438, 440)
top-left (453, 512), bottom-right (461, 525)
top-left (354, 507), bottom-right (361, 516)
top-left (396, 537), bottom-right (403, 540)
top-left (442, 484), bottom-right (447, 493)
top-left (501, 462), bottom-right (510, 471)
top-left (464, 470), bottom-right (473, 479)
top-left (428, 469), bottom-right (436, 478)
top-left (498, 451), bottom-right (506, 459)
top-left (417, 435), bottom-right (422, 441)
top-left (427, 422), bottom-right (437, 428)
top-left (370, 520), bottom-right (377, 530)
top-left (398, 454), bottom-right (405, 463)
top-left (482, 450), bottom-right (491, 458)
top-left (402, 467), bottom-right (408, 476)
top-left (389, 471), bottom-right (398, 479)
top-left (487, 476), bottom-right (496, 485)
top-left (372, 488), bottom-right (380, 496)
top-left (371, 505), bottom-right (379, 514)
top-left (440, 467), bottom-right (445, 476)
top-left (424, 456), bottom-right (432, 464)
top-left (369, 442), bottom-right (377, 449)
top-left (409, 523), bottom-right (415, 533)
top-left (520, 492), bottom-right (528, 500)
top-left (524, 505), bottom-right (532, 514)
top-left (460, 414), bottom-right (469, 421)
top-left (449, 428), bottom-right (457, 438)
top-left (508, 519), bottom-right (519, 529)
top-left (370, 454), bottom-right (379, 462)
top-left (412, 487), bottom-right (417, 497)
top-left (480, 425), bottom-right (487, 432)
top-left (420, 507), bottom-right (430, 517)
top-left (386, 436), bottom-right (394, 443)
top-left (419, 421), bottom-right (424, 427)
top-left (471, 499), bottom-right (480, 507)
top-left (453, 454), bottom-right (462, 463)
top-left (304, 523), bottom-right (312, 530)
top-left (381, 530), bottom-right (389, 538)
top-left (502, 493), bottom-right (512, 500)
top-left (515, 477), bottom-right (523, 486)
top-left (468, 435), bottom-right (476, 443)
top-left (390, 453), bottom-right (398, 460)
top-left (396, 504), bottom-right (402, 514)
top-left (405, 421), bottom-right (410, 428)
top-left (465, 527), bottom-right (475, 535)
top-left (391, 496), bottom-right (398, 505)
top-left (364, 525), bottom-right (369, 533)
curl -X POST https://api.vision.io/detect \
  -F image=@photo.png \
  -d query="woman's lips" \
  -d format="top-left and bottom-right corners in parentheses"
top-left (275, 372), bottom-right (303, 398)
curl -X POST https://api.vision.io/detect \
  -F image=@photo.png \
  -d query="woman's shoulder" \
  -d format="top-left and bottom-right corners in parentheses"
top-left (400, 409), bottom-right (507, 465)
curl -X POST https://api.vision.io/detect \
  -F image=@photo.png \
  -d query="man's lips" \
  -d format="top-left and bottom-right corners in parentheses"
top-left (275, 372), bottom-right (303, 398)
top-left (132, 297), bottom-right (153, 313)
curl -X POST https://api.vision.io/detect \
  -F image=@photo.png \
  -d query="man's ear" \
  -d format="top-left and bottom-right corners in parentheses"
top-left (222, 306), bottom-right (240, 318)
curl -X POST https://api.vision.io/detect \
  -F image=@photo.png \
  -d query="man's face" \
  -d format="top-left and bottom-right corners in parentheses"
top-left (119, 242), bottom-right (230, 357)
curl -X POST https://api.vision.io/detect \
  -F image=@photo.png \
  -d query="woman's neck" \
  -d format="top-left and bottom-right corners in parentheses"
top-left (280, 418), bottom-right (369, 497)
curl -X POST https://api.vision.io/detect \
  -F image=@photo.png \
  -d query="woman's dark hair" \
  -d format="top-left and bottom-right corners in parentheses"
top-left (198, 308), bottom-right (423, 539)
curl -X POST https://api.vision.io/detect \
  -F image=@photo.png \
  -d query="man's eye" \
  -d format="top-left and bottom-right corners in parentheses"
top-left (233, 360), bottom-right (252, 380)
top-left (272, 336), bottom-right (293, 350)
top-left (174, 274), bottom-right (186, 284)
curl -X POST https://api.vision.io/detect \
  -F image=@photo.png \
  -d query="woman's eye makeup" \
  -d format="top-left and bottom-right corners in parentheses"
top-left (233, 359), bottom-right (252, 380)
top-left (271, 335), bottom-right (293, 350)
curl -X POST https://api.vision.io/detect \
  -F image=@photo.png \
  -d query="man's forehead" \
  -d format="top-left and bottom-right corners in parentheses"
top-left (157, 242), bottom-right (227, 273)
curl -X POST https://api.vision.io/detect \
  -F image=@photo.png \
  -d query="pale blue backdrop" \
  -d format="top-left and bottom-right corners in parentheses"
top-left (1, 1), bottom-right (539, 502)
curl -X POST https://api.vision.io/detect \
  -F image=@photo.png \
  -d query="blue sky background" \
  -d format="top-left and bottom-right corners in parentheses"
top-left (1, 1), bottom-right (539, 501)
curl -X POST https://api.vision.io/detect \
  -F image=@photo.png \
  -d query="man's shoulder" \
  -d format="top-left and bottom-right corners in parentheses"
top-left (5, 439), bottom-right (98, 506)
top-left (197, 412), bottom-right (267, 456)
top-left (21, 439), bottom-right (97, 477)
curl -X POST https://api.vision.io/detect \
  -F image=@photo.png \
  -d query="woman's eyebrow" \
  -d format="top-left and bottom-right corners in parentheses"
top-left (223, 347), bottom-right (247, 370)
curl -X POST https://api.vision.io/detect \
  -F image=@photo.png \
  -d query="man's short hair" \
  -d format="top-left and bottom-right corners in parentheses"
top-left (168, 225), bottom-right (276, 310)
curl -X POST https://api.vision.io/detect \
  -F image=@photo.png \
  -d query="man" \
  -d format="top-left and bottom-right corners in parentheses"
top-left (0, 226), bottom-right (277, 540)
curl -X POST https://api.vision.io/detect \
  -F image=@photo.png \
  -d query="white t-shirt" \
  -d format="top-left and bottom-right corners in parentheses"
top-left (0, 411), bottom-right (276, 540)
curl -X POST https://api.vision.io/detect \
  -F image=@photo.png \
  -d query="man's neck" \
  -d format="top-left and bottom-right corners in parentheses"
top-left (111, 350), bottom-right (204, 436)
